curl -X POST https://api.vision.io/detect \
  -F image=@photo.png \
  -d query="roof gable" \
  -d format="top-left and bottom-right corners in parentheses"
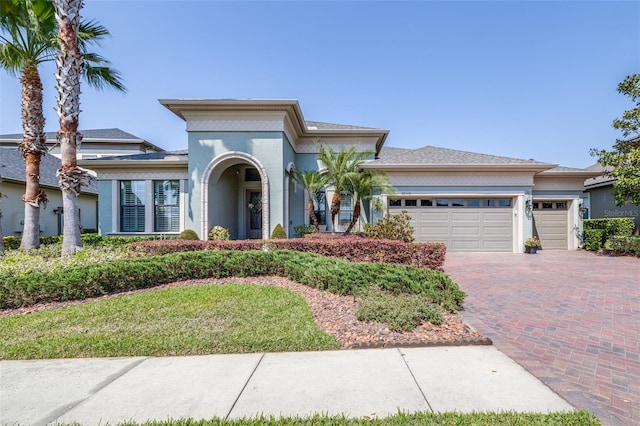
top-left (0, 148), bottom-right (97, 193)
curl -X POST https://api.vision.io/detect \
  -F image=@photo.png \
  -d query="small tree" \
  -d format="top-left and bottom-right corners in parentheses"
top-left (343, 169), bottom-right (395, 234)
top-left (316, 142), bottom-right (372, 233)
top-left (289, 169), bottom-right (327, 231)
top-left (591, 74), bottom-right (640, 206)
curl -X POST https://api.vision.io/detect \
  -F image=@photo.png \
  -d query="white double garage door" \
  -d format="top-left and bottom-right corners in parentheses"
top-left (391, 198), bottom-right (568, 252)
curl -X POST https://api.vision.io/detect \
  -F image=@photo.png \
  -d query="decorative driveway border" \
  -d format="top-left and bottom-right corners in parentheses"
top-left (445, 251), bottom-right (639, 426)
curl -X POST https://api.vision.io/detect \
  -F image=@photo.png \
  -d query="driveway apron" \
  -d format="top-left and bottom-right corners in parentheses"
top-left (445, 251), bottom-right (639, 426)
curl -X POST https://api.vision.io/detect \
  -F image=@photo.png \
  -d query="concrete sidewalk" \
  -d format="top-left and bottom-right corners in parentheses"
top-left (1, 346), bottom-right (573, 426)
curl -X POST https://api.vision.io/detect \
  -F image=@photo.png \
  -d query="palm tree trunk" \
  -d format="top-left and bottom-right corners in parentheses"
top-left (308, 199), bottom-right (319, 231)
top-left (19, 64), bottom-right (48, 250)
top-left (344, 199), bottom-right (361, 234)
top-left (330, 191), bottom-right (341, 233)
top-left (54, 0), bottom-right (84, 256)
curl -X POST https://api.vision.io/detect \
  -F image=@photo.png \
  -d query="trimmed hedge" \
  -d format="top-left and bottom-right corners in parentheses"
top-left (604, 236), bottom-right (640, 256)
top-left (130, 237), bottom-right (447, 271)
top-left (1, 234), bottom-right (165, 251)
top-left (0, 250), bottom-right (464, 311)
top-left (584, 229), bottom-right (606, 251)
top-left (583, 218), bottom-right (635, 251)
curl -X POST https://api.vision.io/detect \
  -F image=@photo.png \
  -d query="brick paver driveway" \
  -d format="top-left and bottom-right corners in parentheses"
top-left (445, 251), bottom-right (639, 426)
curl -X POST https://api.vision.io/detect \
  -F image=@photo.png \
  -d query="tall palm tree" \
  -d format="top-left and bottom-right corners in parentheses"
top-left (53, 0), bottom-right (82, 256)
top-left (290, 169), bottom-right (328, 231)
top-left (0, 0), bottom-right (125, 250)
top-left (316, 143), bottom-right (372, 233)
top-left (343, 169), bottom-right (395, 234)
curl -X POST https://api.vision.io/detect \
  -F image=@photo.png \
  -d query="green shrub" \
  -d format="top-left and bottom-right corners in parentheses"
top-left (363, 210), bottom-right (415, 243)
top-left (2, 236), bottom-right (20, 251)
top-left (81, 228), bottom-right (97, 234)
top-left (584, 218), bottom-right (635, 237)
top-left (40, 235), bottom-right (62, 246)
top-left (294, 224), bottom-right (317, 238)
top-left (0, 250), bottom-right (464, 331)
top-left (357, 287), bottom-right (444, 332)
top-left (604, 236), bottom-right (640, 255)
top-left (584, 228), bottom-right (606, 251)
top-left (208, 226), bottom-right (230, 240)
top-left (178, 229), bottom-right (199, 240)
top-left (270, 224), bottom-right (287, 239)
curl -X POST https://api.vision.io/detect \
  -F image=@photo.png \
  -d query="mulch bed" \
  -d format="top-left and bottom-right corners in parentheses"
top-left (0, 276), bottom-right (491, 349)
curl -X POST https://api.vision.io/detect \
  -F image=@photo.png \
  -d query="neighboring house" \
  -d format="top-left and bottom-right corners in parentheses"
top-left (0, 128), bottom-right (163, 160)
top-left (80, 99), bottom-right (599, 252)
top-left (0, 148), bottom-right (98, 237)
top-left (584, 163), bottom-right (640, 231)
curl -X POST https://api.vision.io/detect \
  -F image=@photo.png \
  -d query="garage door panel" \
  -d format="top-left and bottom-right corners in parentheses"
top-left (391, 206), bottom-right (512, 252)
top-left (483, 211), bottom-right (512, 222)
top-left (451, 240), bottom-right (481, 251)
top-left (417, 226), bottom-right (449, 237)
top-left (533, 209), bottom-right (567, 250)
top-left (451, 211), bottom-right (481, 221)
top-left (452, 226), bottom-right (480, 237)
top-left (419, 211), bottom-right (449, 221)
top-left (483, 226), bottom-right (511, 236)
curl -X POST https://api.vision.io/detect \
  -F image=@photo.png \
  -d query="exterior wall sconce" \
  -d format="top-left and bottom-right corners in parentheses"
top-left (525, 199), bottom-right (533, 216)
top-left (578, 201), bottom-right (587, 216)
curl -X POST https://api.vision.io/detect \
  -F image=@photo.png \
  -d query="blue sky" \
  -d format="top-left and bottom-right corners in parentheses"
top-left (1, 0), bottom-right (638, 168)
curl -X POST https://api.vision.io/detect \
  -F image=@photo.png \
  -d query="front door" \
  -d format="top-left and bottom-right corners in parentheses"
top-left (247, 190), bottom-right (262, 239)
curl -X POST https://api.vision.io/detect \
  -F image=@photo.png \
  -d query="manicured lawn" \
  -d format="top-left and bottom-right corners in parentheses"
top-left (66, 410), bottom-right (600, 425)
top-left (0, 284), bottom-right (339, 360)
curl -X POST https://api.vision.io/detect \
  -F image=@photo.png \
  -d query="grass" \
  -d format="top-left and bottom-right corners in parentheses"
top-left (0, 283), bottom-right (339, 359)
top-left (58, 410), bottom-right (601, 425)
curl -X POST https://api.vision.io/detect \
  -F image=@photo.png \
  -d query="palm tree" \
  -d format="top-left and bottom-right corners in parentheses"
top-left (53, 0), bottom-right (82, 255)
top-left (343, 169), bottom-right (395, 234)
top-left (290, 169), bottom-right (328, 231)
top-left (0, 0), bottom-right (125, 251)
top-left (316, 143), bottom-right (372, 233)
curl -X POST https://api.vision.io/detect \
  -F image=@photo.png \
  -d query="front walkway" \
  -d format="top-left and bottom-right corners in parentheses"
top-left (1, 347), bottom-right (571, 425)
top-left (445, 250), bottom-right (640, 426)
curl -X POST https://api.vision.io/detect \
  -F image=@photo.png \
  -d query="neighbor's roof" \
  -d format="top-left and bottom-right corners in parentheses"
top-left (0, 128), bottom-right (165, 152)
top-left (78, 150), bottom-right (188, 168)
top-left (362, 145), bottom-right (558, 171)
top-left (0, 148), bottom-right (97, 194)
top-left (537, 165), bottom-right (602, 178)
top-left (584, 163), bottom-right (616, 188)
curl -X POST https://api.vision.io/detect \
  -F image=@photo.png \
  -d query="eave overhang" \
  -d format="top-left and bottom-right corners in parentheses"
top-left (360, 162), bottom-right (558, 173)
top-left (158, 99), bottom-right (389, 155)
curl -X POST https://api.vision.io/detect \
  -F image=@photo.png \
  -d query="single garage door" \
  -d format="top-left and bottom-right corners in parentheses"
top-left (389, 197), bottom-right (513, 252)
top-left (532, 201), bottom-right (568, 250)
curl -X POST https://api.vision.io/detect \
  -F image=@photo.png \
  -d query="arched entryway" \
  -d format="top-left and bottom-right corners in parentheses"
top-left (200, 152), bottom-right (269, 240)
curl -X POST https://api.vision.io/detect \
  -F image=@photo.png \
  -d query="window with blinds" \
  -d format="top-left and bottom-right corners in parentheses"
top-left (120, 181), bottom-right (145, 232)
top-left (154, 180), bottom-right (180, 232)
top-left (339, 192), bottom-right (353, 225)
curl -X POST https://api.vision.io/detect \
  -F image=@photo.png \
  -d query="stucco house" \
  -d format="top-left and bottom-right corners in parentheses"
top-left (0, 148), bottom-right (98, 237)
top-left (78, 99), bottom-right (599, 253)
top-left (584, 164), bottom-right (640, 231)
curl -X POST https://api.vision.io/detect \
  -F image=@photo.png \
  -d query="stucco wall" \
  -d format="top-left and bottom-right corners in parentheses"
top-left (0, 181), bottom-right (97, 238)
top-left (187, 131), bottom-right (286, 239)
top-left (587, 185), bottom-right (640, 230)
